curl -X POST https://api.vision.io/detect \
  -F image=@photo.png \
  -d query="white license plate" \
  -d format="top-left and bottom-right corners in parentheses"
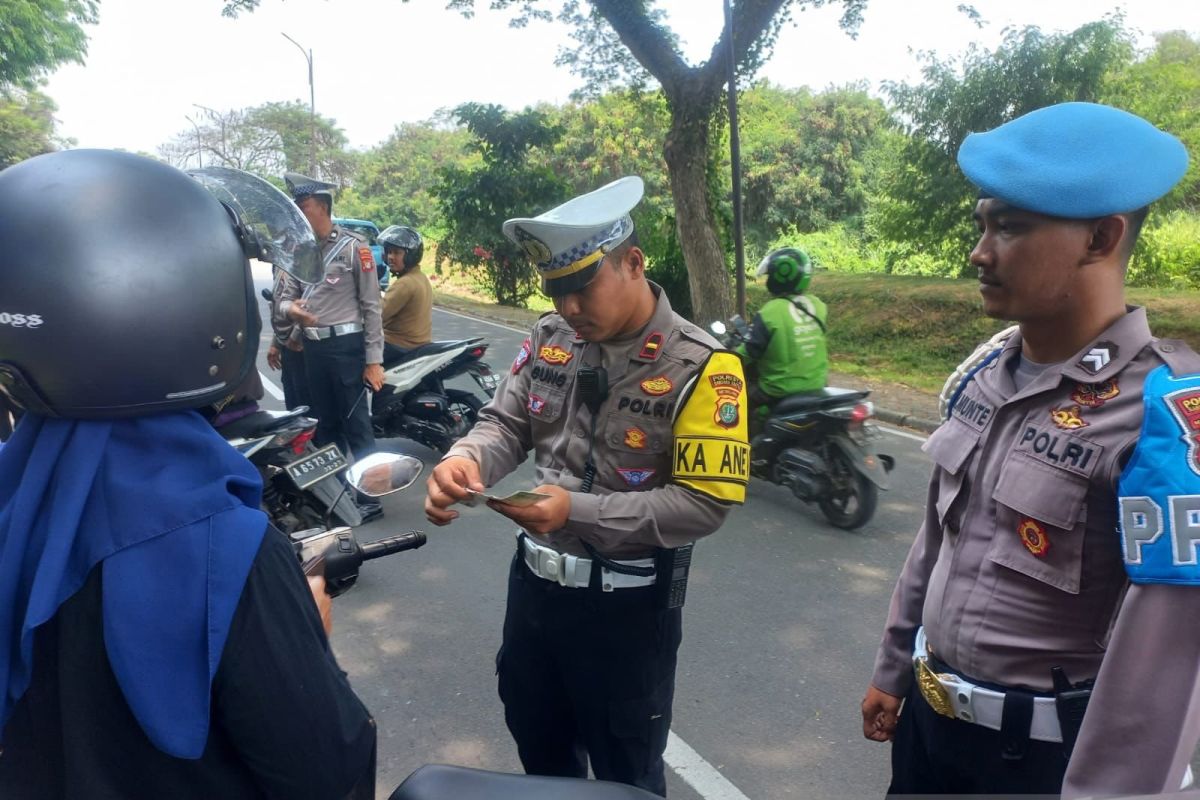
top-left (285, 444), bottom-right (348, 490)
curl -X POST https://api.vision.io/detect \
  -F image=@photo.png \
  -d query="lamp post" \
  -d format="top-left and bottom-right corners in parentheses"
top-left (282, 32), bottom-right (317, 175)
top-left (184, 114), bottom-right (202, 169)
top-left (193, 103), bottom-right (227, 165)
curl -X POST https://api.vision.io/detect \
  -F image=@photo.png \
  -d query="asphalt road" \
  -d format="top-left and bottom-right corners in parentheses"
top-left (251, 269), bottom-right (932, 799)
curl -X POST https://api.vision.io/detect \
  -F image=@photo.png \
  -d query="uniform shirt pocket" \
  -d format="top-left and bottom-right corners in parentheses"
top-left (988, 452), bottom-right (1089, 594)
top-left (605, 411), bottom-right (670, 455)
top-left (527, 386), bottom-right (567, 423)
top-left (923, 418), bottom-right (980, 529)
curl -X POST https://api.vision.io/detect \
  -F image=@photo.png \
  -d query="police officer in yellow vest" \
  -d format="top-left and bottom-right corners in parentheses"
top-left (275, 173), bottom-right (384, 461)
top-left (861, 104), bottom-right (1198, 797)
top-left (424, 177), bottom-right (749, 796)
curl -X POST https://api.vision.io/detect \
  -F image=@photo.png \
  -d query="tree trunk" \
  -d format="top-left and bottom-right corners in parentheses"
top-left (662, 88), bottom-right (732, 327)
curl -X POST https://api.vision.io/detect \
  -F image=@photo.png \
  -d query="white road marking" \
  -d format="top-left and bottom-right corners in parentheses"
top-left (665, 731), bottom-right (752, 800)
top-left (877, 423), bottom-right (929, 443)
top-left (434, 305), bottom-right (529, 334)
top-left (259, 371), bottom-right (284, 400)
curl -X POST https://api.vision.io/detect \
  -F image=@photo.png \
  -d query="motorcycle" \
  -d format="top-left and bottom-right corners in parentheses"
top-left (220, 405), bottom-right (365, 533)
top-left (712, 316), bottom-right (894, 529)
top-left (370, 337), bottom-right (498, 453)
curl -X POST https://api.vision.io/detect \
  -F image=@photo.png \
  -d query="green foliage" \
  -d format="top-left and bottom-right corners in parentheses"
top-left (0, 0), bottom-right (97, 88)
top-left (766, 222), bottom-right (882, 274)
top-left (873, 16), bottom-right (1137, 276)
top-left (433, 103), bottom-right (569, 307)
top-left (0, 89), bottom-right (62, 168)
top-left (1129, 211), bottom-right (1200, 289)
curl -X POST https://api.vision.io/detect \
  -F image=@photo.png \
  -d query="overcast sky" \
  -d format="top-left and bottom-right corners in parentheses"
top-left (42, 0), bottom-right (1197, 157)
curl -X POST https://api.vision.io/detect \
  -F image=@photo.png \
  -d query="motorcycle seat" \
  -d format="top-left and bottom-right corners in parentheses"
top-left (382, 338), bottom-right (484, 369)
top-left (771, 387), bottom-right (869, 414)
top-left (388, 764), bottom-right (660, 800)
top-left (218, 407), bottom-right (310, 438)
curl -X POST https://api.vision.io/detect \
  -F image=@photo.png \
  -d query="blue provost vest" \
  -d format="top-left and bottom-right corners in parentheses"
top-left (1118, 365), bottom-right (1200, 584)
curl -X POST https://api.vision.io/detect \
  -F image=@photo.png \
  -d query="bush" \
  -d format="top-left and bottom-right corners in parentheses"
top-left (1129, 211), bottom-right (1200, 289)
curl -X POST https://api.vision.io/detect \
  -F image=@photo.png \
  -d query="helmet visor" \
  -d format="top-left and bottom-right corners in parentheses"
top-left (188, 167), bottom-right (323, 285)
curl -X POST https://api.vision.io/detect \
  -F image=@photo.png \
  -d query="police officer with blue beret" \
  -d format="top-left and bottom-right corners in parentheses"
top-left (861, 103), bottom-right (1199, 796)
top-left (275, 172), bottom-right (384, 462)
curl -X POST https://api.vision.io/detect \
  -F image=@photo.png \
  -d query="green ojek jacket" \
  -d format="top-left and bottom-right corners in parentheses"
top-left (736, 293), bottom-right (828, 397)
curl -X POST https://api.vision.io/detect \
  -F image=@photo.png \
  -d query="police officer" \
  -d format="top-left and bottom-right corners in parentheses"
top-left (266, 264), bottom-right (312, 411)
top-left (276, 172), bottom-right (384, 460)
top-left (424, 176), bottom-right (750, 796)
top-left (860, 103), bottom-right (1198, 797)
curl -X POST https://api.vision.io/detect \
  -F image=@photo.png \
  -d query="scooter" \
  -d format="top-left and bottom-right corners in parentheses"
top-left (371, 338), bottom-right (498, 453)
top-left (220, 405), bottom-right (365, 532)
top-left (712, 316), bottom-right (894, 529)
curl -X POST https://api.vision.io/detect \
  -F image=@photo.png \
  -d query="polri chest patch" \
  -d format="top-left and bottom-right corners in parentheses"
top-left (1015, 421), bottom-right (1103, 478)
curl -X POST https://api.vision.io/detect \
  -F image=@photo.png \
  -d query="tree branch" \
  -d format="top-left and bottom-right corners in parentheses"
top-left (699, 0), bottom-right (791, 91)
top-left (589, 0), bottom-right (690, 91)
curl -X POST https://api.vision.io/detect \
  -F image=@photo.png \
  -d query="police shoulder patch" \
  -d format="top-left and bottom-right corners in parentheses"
top-left (670, 350), bottom-right (749, 504)
top-left (358, 246), bottom-right (375, 272)
top-left (512, 339), bottom-right (532, 375)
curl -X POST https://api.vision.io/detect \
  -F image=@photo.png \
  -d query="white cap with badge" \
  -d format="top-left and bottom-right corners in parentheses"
top-left (502, 176), bottom-right (644, 296)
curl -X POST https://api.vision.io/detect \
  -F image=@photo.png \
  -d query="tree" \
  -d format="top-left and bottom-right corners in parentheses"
top-left (159, 101), bottom-right (354, 185)
top-left (434, 103), bottom-right (568, 307)
top-left (443, 0), bottom-right (867, 324)
top-left (873, 17), bottom-right (1137, 276)
top-left (0, 0), bottom-right (97, 88)
top-left (0, 88), bottom-right (65, 168)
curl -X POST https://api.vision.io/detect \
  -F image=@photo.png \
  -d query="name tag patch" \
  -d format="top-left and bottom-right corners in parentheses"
top-left (951, 390), bottom-right (995, 432)
top-left (1016, 423), bottom-right (1101, 477)
top-left (617, 396), bottom-right (673, 418)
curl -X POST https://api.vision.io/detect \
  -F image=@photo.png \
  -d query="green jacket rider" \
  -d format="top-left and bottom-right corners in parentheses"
top-left (737, 247), bottom-right (828, 402)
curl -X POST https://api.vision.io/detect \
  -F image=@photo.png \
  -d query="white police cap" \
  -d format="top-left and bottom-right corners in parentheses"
top-left (502, 176), bottom-right (644, 296)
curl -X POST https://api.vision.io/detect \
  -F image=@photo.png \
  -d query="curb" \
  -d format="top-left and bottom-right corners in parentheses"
top-left (874, 407), bottom-right (940, 436)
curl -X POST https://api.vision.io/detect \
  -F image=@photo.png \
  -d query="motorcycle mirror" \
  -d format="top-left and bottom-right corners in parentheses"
top-left (710, 321), bottom-right (727, 336)
top-left (347, 452), bottom-right (425, 497)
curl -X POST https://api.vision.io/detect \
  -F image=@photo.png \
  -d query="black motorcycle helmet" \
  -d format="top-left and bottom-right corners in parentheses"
top-left (378, 225), bottom-right (424, 271)
top-left (757, 247), bottom-right (813, 296)
top-left (0, 150), bottom-right (261, 419)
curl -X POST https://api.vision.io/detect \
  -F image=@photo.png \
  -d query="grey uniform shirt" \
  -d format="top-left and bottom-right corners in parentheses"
top-left (277, 226), bottom-right (384, 364)
top-left (446, 284), bottom-right (737, 560)
top-left (871, 307), bottom-right (1200, 797)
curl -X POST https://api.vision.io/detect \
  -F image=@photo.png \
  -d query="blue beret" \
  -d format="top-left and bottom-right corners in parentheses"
top-left (957, 102), bottom-right (1189, 218)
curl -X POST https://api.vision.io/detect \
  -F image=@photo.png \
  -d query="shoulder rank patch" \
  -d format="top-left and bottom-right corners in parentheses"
top-left (1018, 518), bottom-right (1050, 557)
top-left (641, 376), bottom-right (673, 396)
top-left (617, 467), bottom-right (656, 487)
top-left (358, 246), bottom-right (375, 272)
top-left (639, 332), bottom-right (664, 361)
top-left (1072, 379), bottom-right (1119, 408)
top-left (624, 427), bottom-right (648, 449)
top-left (512, 339), bottom-right (532, 375)
top-left (539, 345), bottom-right (574, 366)
top-left (1079, 342), bottom-right (1117, 374)
top-left (1050, 405), bottom-right (1088, 430)
top-left (671, 350), bottom-right (750, 504)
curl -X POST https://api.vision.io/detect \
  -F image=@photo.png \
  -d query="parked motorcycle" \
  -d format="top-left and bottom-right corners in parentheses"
top-left (220, 405), bottom-right (364, 533)
top-left (712, 316), bottom-right (894, 529)
top-left (371, 337), bottom-right (498, 453)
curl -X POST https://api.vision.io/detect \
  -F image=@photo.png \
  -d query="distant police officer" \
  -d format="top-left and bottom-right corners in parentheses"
top-left (276, 172), bottom-right (384, 460)
top-left (860, 103), bottom-right (1198, 797)
top-left (266, 265), bottom-right (311, 411)
top-left (424, 177), bottom-right (750, 796)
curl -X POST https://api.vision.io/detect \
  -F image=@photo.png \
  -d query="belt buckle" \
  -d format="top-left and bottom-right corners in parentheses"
top-left (536, 548), bottom-right (570, 587)
top-left (915, 657), bottom-right (956, 719)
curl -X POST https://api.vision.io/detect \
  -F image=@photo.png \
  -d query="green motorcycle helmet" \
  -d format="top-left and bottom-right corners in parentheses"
top-left (756, 247), bottom-right (812, 296)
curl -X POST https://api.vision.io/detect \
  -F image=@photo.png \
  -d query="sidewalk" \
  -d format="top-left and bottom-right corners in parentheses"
top-left (433, 294), bottom-right (943, 435)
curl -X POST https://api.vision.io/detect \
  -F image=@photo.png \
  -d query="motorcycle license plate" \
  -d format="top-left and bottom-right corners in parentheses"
top-left (285, 444), bottom-right (348, 490)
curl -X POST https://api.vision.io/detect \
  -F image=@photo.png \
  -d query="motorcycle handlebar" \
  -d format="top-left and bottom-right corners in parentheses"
top-left (360, 531), bottom-right (427, 560)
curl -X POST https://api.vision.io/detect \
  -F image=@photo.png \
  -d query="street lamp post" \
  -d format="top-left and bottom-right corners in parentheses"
top-left (184, 114), bottom-right (202, 169)
top-left (193, 103), bottom-right (227, 165)
top-left (282, 32), bottom-right (317, 175)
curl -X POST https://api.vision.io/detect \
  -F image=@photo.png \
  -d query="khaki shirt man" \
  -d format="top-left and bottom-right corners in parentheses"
top-left (381, 265), bottom-right (432, 350)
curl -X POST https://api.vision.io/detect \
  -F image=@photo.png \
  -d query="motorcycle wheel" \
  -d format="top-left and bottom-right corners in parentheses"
top-left (817, 449), bottom-right (878, 529)
top-left (445, 389), bottom-right (484, 442)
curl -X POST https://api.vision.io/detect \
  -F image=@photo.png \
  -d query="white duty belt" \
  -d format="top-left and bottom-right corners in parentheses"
top-left (303, 322), bottom-right (364, 341)
top-left (912, 627), bottom-right (1063, 743)
top-left (520, 533), bottom-right (655, 592)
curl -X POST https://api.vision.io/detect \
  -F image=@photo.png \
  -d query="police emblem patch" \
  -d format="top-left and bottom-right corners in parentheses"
top-left (639, 332), bottom-right (664, 361)
top-left (538, 345), bottom-right (574, 366)
top-left (709, 372), bottom-right (744, 429)
top-left (1018, 517), bottom-right (1050, 557)
top-left (1165, 388), bottom-right (1200, 476)
top-left (528, 394), bottom-right (546, 415)
top-left (512, 339), bottom-right (531, 375)
top-left (358, 247), bottom-right (375, 271)
top-left (640, 376), bottom-right (673, 396)
top-left (1050, 405), bottom-right (1088, 430)
top-left (617, 467), bottom-right (656, 487)
top-left (512, 225), bottom-right (553, 264)
top-left (1072, 379), bottom-right (1120, 408)
top-left (624, 427), bottom-right (648, 449)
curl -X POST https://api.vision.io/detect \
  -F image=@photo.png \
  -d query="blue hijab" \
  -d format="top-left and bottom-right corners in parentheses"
top-left (0, 411), bottom-right (267, 758)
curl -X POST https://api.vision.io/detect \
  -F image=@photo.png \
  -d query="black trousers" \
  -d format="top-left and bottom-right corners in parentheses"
top-left (888, 682), bottom-right (1068, 795)
top-left (281, 345), bottom-right (311, 412)
top-left (496, 553), bottom-right (682, 797)
top-left (302, 331), bottom-right (375, 460)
